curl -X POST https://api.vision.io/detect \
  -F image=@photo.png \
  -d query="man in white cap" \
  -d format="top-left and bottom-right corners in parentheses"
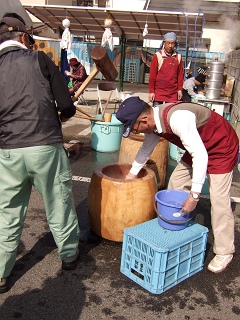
top-left (149, 32), bottom-right (183, 105)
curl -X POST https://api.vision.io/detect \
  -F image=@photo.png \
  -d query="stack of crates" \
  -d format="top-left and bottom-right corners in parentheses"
top-left (120, 218), bottom-right (208, 294)
top-left (123, 59), bottom-right (140, 83)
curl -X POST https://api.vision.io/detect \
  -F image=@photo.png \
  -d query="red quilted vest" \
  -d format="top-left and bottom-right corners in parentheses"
top-left (160, 103), bottom-right (239, 174)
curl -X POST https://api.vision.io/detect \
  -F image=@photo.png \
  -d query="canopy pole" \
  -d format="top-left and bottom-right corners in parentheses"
top-left (118, 34), bottom-right (127, 93)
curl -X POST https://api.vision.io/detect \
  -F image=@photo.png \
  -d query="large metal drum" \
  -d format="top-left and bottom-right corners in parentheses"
top-left (207, 71), bottom-right (224, 82)
top-left (88, 164), bottom-right (157, 242)
top-left (205, 88), bottom-right (222, 100)
top-left (207, 60), bottom-right (225, 73)
top-left (205, 60), bottom-right (225, 99)
top-left (119, 133), bottom-right (169, 189)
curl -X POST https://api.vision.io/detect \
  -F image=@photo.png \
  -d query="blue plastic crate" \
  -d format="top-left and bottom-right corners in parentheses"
top-left (120, 219), bottom-right (208, 294)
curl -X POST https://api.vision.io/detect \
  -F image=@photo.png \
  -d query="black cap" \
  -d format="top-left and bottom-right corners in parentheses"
top-left (195, 74), bottom-right (206, 84)
top-left (0, 17), bottom-right (35, 45)
top-left (116, 96), bottom-right (145, 138)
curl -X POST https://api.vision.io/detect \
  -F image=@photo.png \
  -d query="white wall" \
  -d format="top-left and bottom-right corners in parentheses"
top-left (20, 0), bottom-right (45, 4)
top-left (21, 0), bottom-right (73, 4)
top-left (111, 0), bottom-right (145, 10)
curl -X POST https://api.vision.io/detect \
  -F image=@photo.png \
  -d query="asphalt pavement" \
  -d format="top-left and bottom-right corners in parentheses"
top-left (0, 81), bottom-right (240, 320)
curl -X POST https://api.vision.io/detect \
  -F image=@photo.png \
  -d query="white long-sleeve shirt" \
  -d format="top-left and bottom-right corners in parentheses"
top-left (183, 77), bottom-right (197, 97)
top-left (129, 106), bottom-right (208, 193)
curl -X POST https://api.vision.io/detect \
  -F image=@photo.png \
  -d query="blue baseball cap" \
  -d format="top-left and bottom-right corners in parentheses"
top-left (116, 96), bottom-right (145, 138)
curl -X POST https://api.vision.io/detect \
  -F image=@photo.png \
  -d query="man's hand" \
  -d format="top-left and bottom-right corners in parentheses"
top-left (180, 193), bottom-right (199, 216)
top-left (178, 90), bottom-right (183, 101)
top-left (125, 172), bottom-right (137, 180)
top-left (148, 93), bottom-right (155, 102)
top-left (65, 71), bottom-right (71, 77)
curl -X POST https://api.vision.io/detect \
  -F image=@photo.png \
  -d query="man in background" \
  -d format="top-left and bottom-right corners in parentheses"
top-left (148, 32), bottom-right (184, 105)
top-left (65, 57), bottom-right (88, 96)
top-left (182, 73), bottom-right (206, 102)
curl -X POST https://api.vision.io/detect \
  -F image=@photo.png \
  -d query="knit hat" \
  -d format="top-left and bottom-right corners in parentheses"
top-left (163, 32), bottom-right (177, 42)
top-left (195, 74), bottom-right (206, 84)
top-left (68, 58), bottom-right (80, 67)
top-left (116, 96), bottom-right (146, 138)
top-left (197, 67), bottom-right (207, 75)
top-left (0, 17), bottom-right (35, 45)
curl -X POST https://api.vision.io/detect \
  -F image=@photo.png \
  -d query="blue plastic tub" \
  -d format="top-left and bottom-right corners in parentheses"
top-left (155, 189), bottom-right (193, 231)
top-left (91, 114), bottom-right (123, 152)
top-left (169, 143), bottom-right (185, 162)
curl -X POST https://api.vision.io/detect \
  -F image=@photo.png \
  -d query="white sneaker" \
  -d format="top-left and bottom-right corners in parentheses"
top-left (207, 254), bottom-right (233, 273)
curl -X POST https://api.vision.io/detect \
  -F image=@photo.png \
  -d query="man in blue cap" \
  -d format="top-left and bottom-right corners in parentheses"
top-left (116, 96), bottom-right (239, 274)
top-left (149, 32), bottom-right (183, 105)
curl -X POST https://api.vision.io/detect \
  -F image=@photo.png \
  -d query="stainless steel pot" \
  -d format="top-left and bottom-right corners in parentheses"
top-left (205, 60), bottom-right (225, 100)
top-left (205, 79), bottom-right (223, 90)
top-left (207, 71), bottom-right (224, 82)
top-left (208, 60), bottom-right (225, 73)
top-left (205, 88), bottom-right (222, 99)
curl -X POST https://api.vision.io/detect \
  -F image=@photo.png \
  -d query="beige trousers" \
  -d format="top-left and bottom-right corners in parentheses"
top-left (168, 160), bottom-right (235, 255)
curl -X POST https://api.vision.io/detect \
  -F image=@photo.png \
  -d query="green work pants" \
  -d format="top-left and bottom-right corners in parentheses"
top-left (0, 144), bottom-right (80, 278)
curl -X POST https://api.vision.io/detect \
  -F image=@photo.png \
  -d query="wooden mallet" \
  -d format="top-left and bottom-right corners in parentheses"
top-left (72, 46), bottom-right (118, 102)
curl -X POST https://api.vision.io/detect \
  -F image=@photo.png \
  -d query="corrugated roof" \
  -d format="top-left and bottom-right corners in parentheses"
top-left (23, 4), bottom-right (204, 48)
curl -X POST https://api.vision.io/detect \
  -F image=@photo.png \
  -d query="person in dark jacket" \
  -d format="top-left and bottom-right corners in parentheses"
top-left (116, 96), bottom-right (239, 274)
top-left (0, 13), bottom-right (80, 294)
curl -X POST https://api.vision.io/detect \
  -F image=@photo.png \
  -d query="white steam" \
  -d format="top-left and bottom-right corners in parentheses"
top-left (221, 17), bottom-right (240, 52)
top-left (180, 1), bottom-right (240, 53)
top-left (204, 16), bottom-right (240, 54)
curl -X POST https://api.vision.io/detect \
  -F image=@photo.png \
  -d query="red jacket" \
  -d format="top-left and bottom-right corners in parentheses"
top-left (149, 50), bottom-right (183, 102)
top-left (71, 63), bottom-right (88, 92)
